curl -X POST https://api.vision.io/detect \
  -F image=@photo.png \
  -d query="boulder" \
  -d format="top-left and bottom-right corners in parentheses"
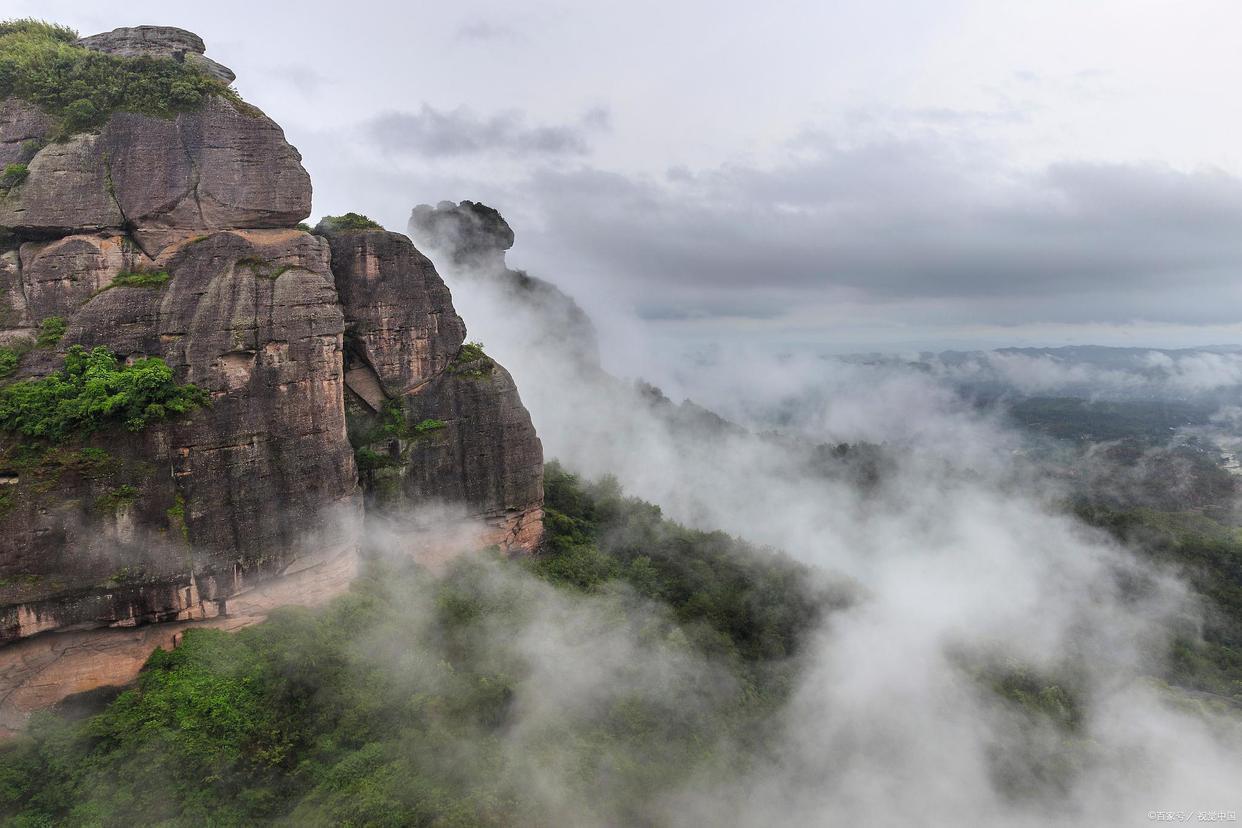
top-left (18, 235), bottom-right (149, 320)
top-left (322, 228), bottom-right (466, 396)
top-left (0, 98), bottom-right (311, 234)
top-left (0, 99), bottom-right (53, 168)
top-left (326, 227), bottom-right (543, 553)
top-left (393, 363), bottom-right (545, 551)
top-left (78, 25), bottom-right (236, 83)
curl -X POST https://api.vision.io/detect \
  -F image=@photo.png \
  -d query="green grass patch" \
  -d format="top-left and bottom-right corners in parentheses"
top-left (412, 418), bottom-right (445, 435)
top-left (106, 270), bottom-right (171, 290)
top-left (236, 257), bottom-right (294, 280)
top-left (95, 483), bottom-right (138, 513)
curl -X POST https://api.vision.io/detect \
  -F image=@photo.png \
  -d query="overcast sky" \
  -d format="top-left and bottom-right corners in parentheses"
top-left (15, 0), bottom-right (1242, 352)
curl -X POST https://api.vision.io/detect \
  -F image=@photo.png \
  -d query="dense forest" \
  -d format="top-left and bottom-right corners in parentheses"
top-left (4, 455), bottom-right (1241, 824)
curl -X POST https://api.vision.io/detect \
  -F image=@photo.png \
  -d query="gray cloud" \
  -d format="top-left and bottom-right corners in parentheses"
top-left (366, 105), bottom-right (607, 159)
top-left (517, 138), bottom-right (1242, 325)
top-left (454, 20), bottom-right (518, 42)
top-left (265, 64), bottom-right (331, 96)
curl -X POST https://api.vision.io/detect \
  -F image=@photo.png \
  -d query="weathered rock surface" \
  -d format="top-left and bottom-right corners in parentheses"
top-left (78, 25), bottom-right (236, 83)
top-left (324, 229), bottom-right (466, 396)
top-left (0, 229), bottom-right (361, 643)
top-left (0, 249), bottom-right (32, 337)
top-left (18, 234), bottom-right (147, 320)
top-left (0, 99), bottom-right (53, 168)
top-left (0, 25), bottom-right (545, 731)
top-left (0, 97), bottom-right (310, 235)
top-left (325, 227), bottom-right (542, 553)
top-left (0, 132), bottom-right (122, 232)
top-left (396, 365), bottom-right (545, 551)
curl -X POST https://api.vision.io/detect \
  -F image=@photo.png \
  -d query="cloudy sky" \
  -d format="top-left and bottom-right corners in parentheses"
top-left (17, 0), bottom-right (1242, 352)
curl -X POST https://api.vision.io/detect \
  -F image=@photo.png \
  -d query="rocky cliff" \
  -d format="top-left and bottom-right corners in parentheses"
top-left (406, 199), bottom-right (742, 438)
top-left (0, 24), bottom-right (542, 732)
top-left (409, 200), bottom-right (601, 370)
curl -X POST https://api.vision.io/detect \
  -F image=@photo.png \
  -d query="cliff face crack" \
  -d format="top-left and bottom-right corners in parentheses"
top-left (101, 152), bottom-right (129, 231)
top-left (175, 115), bottom-right (208, 228)
top-left (10, 246), bottom-right (31, 331)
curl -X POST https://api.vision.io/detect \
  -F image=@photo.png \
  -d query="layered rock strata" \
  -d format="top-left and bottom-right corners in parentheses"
top-left (324, 226), bottom-right (543, 553)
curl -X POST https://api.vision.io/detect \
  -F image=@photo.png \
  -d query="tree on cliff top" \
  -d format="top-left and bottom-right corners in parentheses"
top-left (0, 18), bottom-right (239, 138)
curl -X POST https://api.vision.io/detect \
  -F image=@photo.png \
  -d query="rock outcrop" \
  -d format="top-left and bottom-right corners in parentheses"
top-left (0, 26), bottom-right (542, 731)
top-left (0, 96), bottom-right (310, 238)
top-left (78, 25), bottom-right (236, 83)
top-left (324, 226), bottom-right (543, 552)
top-left (325, 228), bottom-right (466, 397)
top-left (409, 201), bottom-right (601, 369)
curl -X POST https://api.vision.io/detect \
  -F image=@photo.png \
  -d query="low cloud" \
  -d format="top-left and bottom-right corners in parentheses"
top-left (453, 20), bottom-right (518, 42)
top-left (521, 143), bottom-right (1242, 327)
top-left (411, 245), bottom-right (1242, 824)
top-left (366, 105), bottom-right (607, 159)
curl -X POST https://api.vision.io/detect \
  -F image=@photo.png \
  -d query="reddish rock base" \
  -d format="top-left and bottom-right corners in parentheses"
top-left (0, 540), bottom-right (359, 735)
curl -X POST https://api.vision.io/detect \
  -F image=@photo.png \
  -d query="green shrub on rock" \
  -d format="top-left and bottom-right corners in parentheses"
top-left (35, 316), bottom-right (65, 348)
top-left (0, 162), bottom-right (27, 191)
top-left (0, 345), bottom-right (207, 440)
top-left (313, 213), bottom-right (382, 233)
top-left (450, 341), bottom-right (493, 379)
top-left (0, 347), bottom-right (17, 378)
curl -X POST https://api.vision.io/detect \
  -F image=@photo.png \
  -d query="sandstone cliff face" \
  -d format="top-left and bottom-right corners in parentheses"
top-left (0, 26), bottom-right (542, 730)
top-left (325, 228), bottom-right (466, 397)
top-left (325, 227), bottom-right (543, 553)
top-left (0, 95), bottom-right (310, 237)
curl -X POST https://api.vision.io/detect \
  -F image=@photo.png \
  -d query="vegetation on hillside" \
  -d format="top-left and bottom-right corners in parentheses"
top-left (0, 463), bottom-right (843, 825)
top-left (0, 345), bottom-right (207, 440)
top-left (536, 462), bottom-right (847, 663)
top-left (0, 18), bottom-right (241, 140)
top-left (1075, 503), bottom-right (1242, 702)
top-left (1005, 396), bottom-right (1215, 443)
top-left (34, 316), bottom-right (64, 348)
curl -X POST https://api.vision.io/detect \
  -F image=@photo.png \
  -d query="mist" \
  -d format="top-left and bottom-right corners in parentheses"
top-left (403, 211), bottom-right (1242, 825)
